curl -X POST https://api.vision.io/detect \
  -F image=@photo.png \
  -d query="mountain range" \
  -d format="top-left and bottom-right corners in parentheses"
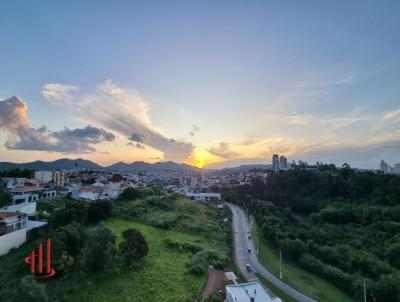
top-left (0, 158), bottom-right (272, 173)
top-left (0, 158), bottom-right (201, 172)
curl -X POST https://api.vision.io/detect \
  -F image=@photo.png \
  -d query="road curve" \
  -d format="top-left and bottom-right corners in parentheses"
top-left (229, 203), bottom-right (318, 302)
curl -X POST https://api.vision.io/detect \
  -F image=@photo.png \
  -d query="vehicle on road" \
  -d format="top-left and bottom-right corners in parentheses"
top-left (246, 263), bottom-right (251, 272)
top-left (248, 235), bottom-right (251, 239)
top-left (235, 229), bottom-right (238, 233)
top-left (248, 248), bottom-right (251, 253)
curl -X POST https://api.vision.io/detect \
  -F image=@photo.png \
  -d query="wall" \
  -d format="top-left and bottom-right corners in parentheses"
top-left (0, 228), bottom-right (27, 256)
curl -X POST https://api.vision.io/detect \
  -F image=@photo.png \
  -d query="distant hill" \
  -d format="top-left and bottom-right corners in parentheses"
top-left (106, 161), bottom-right (201, 172)
top-left (0, 158), bottom-right (201, 172)
top-left (0, 158), bottom-right (102, 171)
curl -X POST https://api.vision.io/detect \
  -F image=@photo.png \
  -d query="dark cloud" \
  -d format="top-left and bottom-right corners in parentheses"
top-left (129, 133), bottom-right (145, 143)
top-left (54, 125), bottom-right (115, 143)
top-left (6, 125), bottom-right (115, 154)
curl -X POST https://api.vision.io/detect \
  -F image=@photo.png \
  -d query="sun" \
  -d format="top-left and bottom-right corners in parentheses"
top-left (188, 149), bottom-right (221, 168)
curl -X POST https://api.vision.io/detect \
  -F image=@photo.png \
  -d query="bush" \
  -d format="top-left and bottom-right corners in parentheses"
top-left (87, 201), bottom-right (113, 223)
top-left (84, 224), bottom-right (117, 271)
top-left (120, 187), bottom-right (140, 200)
top-left (119, 228), bottom-right (149, 266)
top-left (187, 250), bottom-right (229, 275)
top-left (166, 239), bottom-right (203, 253)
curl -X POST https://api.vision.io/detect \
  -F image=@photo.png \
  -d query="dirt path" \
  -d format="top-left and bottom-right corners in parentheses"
top-left (201, 267), bottom-right (225, 301)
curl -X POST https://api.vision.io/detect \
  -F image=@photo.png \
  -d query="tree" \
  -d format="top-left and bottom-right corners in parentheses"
top-left (0, 191), bottom-right (12, 207)
top-left (87, 201), bottom-right (113, 223)
top-left (121, 187), bottom-right (140, 200)
top-left (84, 224), bottom-right (117, 271)
top-left (53, 222), bottom-right (86, 256)
top-left (111, 174), bottom-right (123, 183)
top-left (119, 228), bottom-right (149, 266)
top-left (387, 243), bottom-right (400, 269)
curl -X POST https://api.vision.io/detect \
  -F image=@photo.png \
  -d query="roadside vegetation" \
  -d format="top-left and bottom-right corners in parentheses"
top-left (222, 165), bottom-right (400, 302)
top-left (0, 186), bottom-right (231, 302)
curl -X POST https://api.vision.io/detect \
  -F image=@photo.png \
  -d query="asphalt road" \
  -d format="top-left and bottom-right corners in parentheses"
top-left (229, 203), bottom-right (318, 302)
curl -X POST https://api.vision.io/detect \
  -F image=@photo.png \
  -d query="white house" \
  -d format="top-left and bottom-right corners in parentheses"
top-left (0, 212), bottom-right (28, 256)
top-left (226, 282), bottom-right (281, 302)
top-left (1, 201), bottom-right (37, 216)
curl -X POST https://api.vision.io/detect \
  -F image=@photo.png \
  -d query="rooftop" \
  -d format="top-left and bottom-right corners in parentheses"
top-left (9, 186), bottom-right (45, 193)
top-left (226, 282), bottom-right (280, 302)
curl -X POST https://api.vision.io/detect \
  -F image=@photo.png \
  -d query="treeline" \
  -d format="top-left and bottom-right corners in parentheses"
top-left (222, 169), bottom-right (400, 302)
top-left (0, 168), bottom-right (33, 178)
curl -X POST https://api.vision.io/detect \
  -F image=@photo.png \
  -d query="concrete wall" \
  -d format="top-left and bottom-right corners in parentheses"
top-left (0, 228), bottom-right (27, 256)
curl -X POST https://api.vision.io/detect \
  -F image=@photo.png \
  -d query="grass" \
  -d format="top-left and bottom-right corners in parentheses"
top-left (256, 273), bottom-right (298, 302)
top-left (254, 229), bottom-right (355, 302)
top-left (37, 198), bottom-right (80, 213)
top-left (61, 218), bottom-right (209, 302)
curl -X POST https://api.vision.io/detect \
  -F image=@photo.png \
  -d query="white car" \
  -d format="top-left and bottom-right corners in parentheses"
top-left (235, 229), bottom-right (238, 233)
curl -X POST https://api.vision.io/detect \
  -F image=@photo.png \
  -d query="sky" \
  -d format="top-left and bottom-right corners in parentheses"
top-left (0, 0), bottom-right (399, 169)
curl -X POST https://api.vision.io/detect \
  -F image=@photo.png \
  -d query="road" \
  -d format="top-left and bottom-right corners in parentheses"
top-left (229, 203), bottom-right (318, 302)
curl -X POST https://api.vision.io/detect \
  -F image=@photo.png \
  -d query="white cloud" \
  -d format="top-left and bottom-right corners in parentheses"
top-left (42, 80), bottom-right (194, 162)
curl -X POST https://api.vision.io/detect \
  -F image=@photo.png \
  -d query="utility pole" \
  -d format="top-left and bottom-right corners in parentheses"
top-left (363, 279), bottom-right (367, 302)
top-left (279, 249), bottom-right (282, 280)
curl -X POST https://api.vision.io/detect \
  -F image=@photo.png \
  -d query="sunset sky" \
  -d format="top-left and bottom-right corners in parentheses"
top-left (0, 1), bottom-right (399, 168)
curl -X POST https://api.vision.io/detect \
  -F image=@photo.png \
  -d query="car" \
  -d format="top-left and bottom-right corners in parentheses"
top-left (246, 263), bottom-right (251, 272)
top-left (235, 229), bottom-right (238, 233)
top-left (248, 248), bottom-right (251, 253)
top-left (248, 235), bottom-right (251, 240)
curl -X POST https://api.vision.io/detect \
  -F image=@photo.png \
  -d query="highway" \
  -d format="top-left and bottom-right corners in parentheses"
top-left (229, 203), bottom-right (318, 302)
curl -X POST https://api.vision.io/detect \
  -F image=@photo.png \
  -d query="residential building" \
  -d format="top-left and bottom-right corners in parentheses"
top-left (272, 154), bottom-right (280, 173)
top-left (226, 282), bottom-right (281, 302)
top-left (9, 186), bottom-right (56, 204)
top-left (34, 170), bottom-right (65, 189)
top-left (279, 156), bottom-right (288, 169)
top-left (0, 211), bottom-right (28, 256)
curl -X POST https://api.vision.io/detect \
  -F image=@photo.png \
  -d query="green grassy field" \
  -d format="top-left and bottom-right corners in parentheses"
top-left (254, 229), bottom-right (355, 302)
top-left (61, 218), bottom-right (208, 302)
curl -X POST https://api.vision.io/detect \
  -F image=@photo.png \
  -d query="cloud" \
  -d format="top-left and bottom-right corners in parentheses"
top-left (6, 125), bottom-right (115, 154)
top-left (208, 142), bottom-right (240, 159)
top-left (42, 80), bottom-right (194, 162)
top-left (0, 96), bottom-right (29, 132)
top-left (189, 124), bottom-right (200, 136)
top-left (54, 125), bottom-right (115, 144)
top-left (42, 83), bottom-right (79, 105)
top-left (129, 133), bottom-right (145, 143)
top-left (0, 96), bottom-right (115, 154)
top-left (127, 142), bottom-right (146, 149)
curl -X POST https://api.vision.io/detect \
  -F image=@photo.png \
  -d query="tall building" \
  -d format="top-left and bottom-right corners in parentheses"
top-left (380, 160), bottom-right (389, 174)
top-left (394, 163), bottom-right (400, 175)
top-left (279, 156), bottom-right (288, 169)
top-left (272, 154), bottom-right (280, 172)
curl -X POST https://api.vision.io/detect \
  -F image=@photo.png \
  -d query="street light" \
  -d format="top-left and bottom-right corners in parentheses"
top-left (279, 249), bottom-right (282, 280)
